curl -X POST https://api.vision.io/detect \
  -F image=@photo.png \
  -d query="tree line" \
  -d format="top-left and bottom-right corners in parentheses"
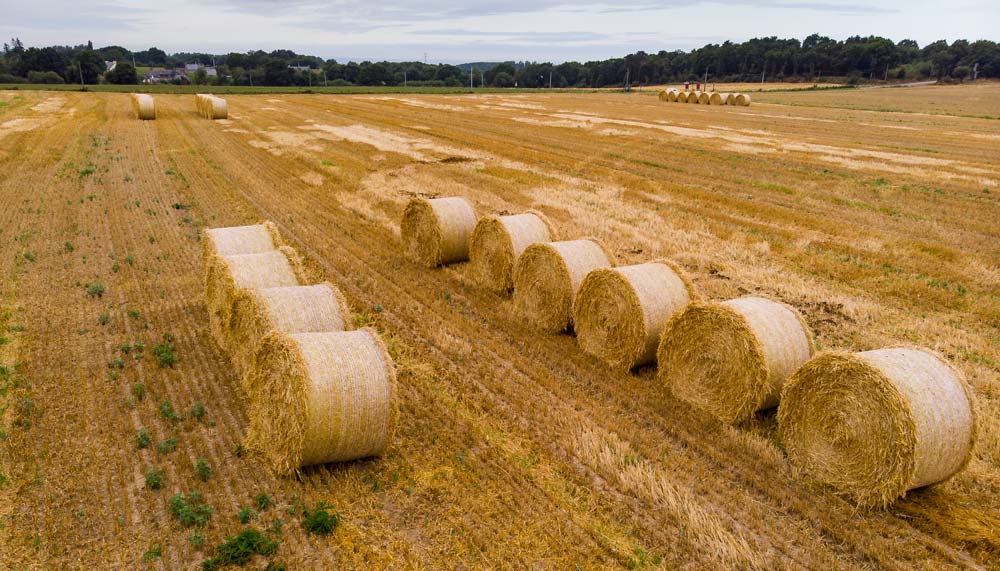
top-left (2, 35), bottom-right (998, 88)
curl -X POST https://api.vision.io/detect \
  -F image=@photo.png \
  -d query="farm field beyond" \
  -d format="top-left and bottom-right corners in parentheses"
top-left (0, 84), bottom-right (998, 570)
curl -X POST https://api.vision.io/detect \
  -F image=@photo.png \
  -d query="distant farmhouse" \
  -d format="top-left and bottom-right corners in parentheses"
top-left (143, 62), bottom-right (218, 84)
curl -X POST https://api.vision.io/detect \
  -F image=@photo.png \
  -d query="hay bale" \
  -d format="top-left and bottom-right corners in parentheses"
top-left (709, 92), bottom-right (724, 105)
top-left (226, 283), bottom-right (352, 380)
top-left (657, 296), bottom-right (814, 423)
top-left (243, 329), bottom-right (397, 476)
top-left (676, 92), bottom-right (689, 103)
top-left (205, 248), bottom-right (306, 351)
top-left (196, 94), bottom-right (227, 119)
top-left (400, 197), bottom-right (477, 268)
top-left (469, 210), bottom-right (557, 293)
top-left (574, 260), bottom-right (697, 371)
top-left (688, 91), bottom-right (701, 104)
top-left (132, 93), bottom-right (155, 120)
top-left (698, 92), bottom-right (711, 104)
top-left (666, 90), bottom-right (679, 102)
top-left (735, 93), bottom-right (752, 107)
top-left (658, 90), bottom-right (669, 101)
top-left (202, 223), bottom-right (283, 259)
top-left (722, 93), bottom-right (736, 105)
top-left (778, 348), bottom-right (976, 507)
top-left (512, 239), bottom-right (613, 333)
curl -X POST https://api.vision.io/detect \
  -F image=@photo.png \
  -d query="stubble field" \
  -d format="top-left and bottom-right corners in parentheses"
top-left (0, 83), bottom-right (998, 570)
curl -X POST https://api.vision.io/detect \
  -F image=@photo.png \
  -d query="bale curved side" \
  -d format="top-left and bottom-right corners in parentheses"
top-left (469, 210), bottom-right (557, 293)
top-left (735, 93), bottom-right (752, 106)
top-left (574, 259), bottom-right (697, 371)
top-left (226, 282), bottom-right (353, 381)
top-left (401, 197), bottom-right (477, 267)
top-left (657, 296), bottom-right (814, 423)
top-left (698, 92), bottom-right (711, 104)
top-left (658, 90), bottom-right (669, 101)
top-left (666, 90), bottom-right (678, 102)
top-left (778, 348), bottom-right (976, 507)
top-left (512, 239), bottom-right (612, 333)
top-left (709, 92), bottom-right (724, 105)
top-left (676, 92), bottom-right (689, 103)
top-left (244, 329), bottom-right (397, 476)
top-left (688, 92), bottom-right (701, 104)
top-left (132, 94), bottom-right (155, 120)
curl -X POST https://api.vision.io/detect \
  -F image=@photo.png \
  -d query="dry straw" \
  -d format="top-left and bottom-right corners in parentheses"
top-left (778, 348), bottom-right (976, 508)
top-left (469, 210), bottom-right (557, 293)
top-left (698, 92), bottom-right (711, 104)
top-left (202, 223), bottom-right (283, 258)
top-left (657, 296), bottom-right (814, 423)
top-left (658, 90), bottom-right (670, 102)
top-left (205, 248), bottom-right (306, 350)
top-left (243, 329), bottom-right (397, 476)
top-left (400, 197), bottom-right (478, 267)
top-left (131, 93), bottom-right (155, 120)
top-left (574, 260), bottom-right (697, 371)
top-left (735, 93), bottom-right (752, 107)
top-left (666, 90), bottom-right (679, 102)
top-left (688, 91), bottom-right (701, 104)
top-left (226, 283), bottom-right (352, 380)
top-left (676, 91), bottom-right (689, 103)
top-left (196, 93), bottom-right (228, 119)
top-left (709, 92), bottom-right (724, 105)
top-left (723, 93), bottom-right (736, 105)
top-left (513, 239), bottom-right (613, 333)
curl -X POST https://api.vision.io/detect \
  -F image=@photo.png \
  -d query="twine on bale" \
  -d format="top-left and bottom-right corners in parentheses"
top-left (205, 247), bottom-right (307, 351)
top-left (735, 93), bottom-right (752, 107)
top-left (512, 239), bottom-right (613, 333)
top-left (400, 197), bottom-right (477, 267)
top-left (243, 329), bottom-right (398, 476)
top-left (131, 93), bottom-right (155, 120)
top-left (469, 210), bottom-right (558, 293)
top-left (226, 283), bottom-right (352, 381)
top-left (778, 348), bottom-right (977, 508)
top-left (574, 259), bottom-right (697, 371)
top-left (657, 296), bottom-right (814, 423)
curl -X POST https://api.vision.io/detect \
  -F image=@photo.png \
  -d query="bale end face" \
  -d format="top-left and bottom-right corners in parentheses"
top-left (244, 329), bottom-right (397, 476)
top-left (778, 349), bottom-right (976, 507)
top-left (573, 260), bottom-right (695, 371)
top-left (657, 297), bottom-right (813, 423)
top-left (513, 239), bottom-right (611, 334)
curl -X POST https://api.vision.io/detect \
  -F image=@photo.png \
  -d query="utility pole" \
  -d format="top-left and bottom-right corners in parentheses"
top-left (481, 70), bottom-right (484, 87)
top-left (884, 63), bottom-right (889, 81)
top-left (548, 70), bottom-right (552, 88)
top-left (324, 70), bottom-right (328, 87)
top-left (470, 68), bottom-right (473, 89)
top-left (973, 62), bottom-right (979, 80)
top-left (760, 63), bottom-right (765, 85)
top-left (704, 66), bottom-right (709, 85)
top-left (403, 69), bottom-right (407, 87)
top-left (624, 68), bottom-right (629, 92)
top-left (79, 62), bottom-right (85, 88)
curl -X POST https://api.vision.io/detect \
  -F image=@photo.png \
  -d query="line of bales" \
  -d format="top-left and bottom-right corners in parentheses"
top-left (202, 223), bottom-right (397, 477)
top-left (129, 93), bottom-right (229, 120)
top-left (659, 88), bottom-right (751, 106)
top-left (400, 196), bottom-right (976, 508)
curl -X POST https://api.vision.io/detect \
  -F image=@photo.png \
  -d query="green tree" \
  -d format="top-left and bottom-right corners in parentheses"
top-left (105, 61), bottom-right (138, 84)
top-left (70, 50), bottom-right (104, 84)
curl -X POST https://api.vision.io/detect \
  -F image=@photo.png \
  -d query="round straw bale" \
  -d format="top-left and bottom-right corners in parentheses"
top-left (132, 93), bottom-right (155, 120)
top-left (206, 95), bottom-right (227, 119)
top-left (778, 348), bottom-right (976, 507)
top-left (722, 93), bottom-right (736, 105)
top-left (206, 248), bottom-right (306, 350)
top-left (676, 91), bottom-right (689, 103)
top-left (698, 92), bottom-right (711, 104)
top-left (709, 92), bottom-right (724, 105)
top-left (243, 329), bottom-right (397, 476)
top-left (226, 282), bottom-right (352, 380)
top-left (657, 296), bottom-right (814, 423)
top-left (658, 90), bottom-right (669, 101)
top-left (574, 260), bottom-right (697, 371)
top-left (666, 90), bottom-right (678, 102)
top-left (202, 222), bottom-right (283, 259)
top-left (400, 197), bottom-right (477, 267)
top-left (469, 210), bottom-right (557, 293)
top-left (735, 93), bottom-right (752, 106)
top-left (688, 91), bottom-right (701, 104)
top-left (512, 239), bottom-right (613, 333)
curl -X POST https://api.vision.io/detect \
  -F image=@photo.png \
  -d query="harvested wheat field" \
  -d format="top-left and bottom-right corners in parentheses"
top-left (0, 83), bottom-right (998, 570)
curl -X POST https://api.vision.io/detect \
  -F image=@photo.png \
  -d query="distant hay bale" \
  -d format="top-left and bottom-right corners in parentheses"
top-left (574, 260), bottom-right (697, 371)
top-left (512, 239), bottom-right (613, 333)
top-left (244, 329), bottom-right (397, 476)
top-left (666, 90), bottom-right (679, 102)
top-left (779, 348), bottom-right (976, 507)
top-left (469, 210), bottom-right (557, 293)
top-left (202, 223), bottom-right (283, 259)
top-left (722, 93), bottom-right (736, 105)
top-left (676, 92), bottom-right (689, 103)
top-left (400, 197), bottom-right (477, 267)
top-left (688, 91), bottom-right (701, 104)
top-left (657, 296), bottom-right (814, 423)
top-left (197, 94), bottom-right (228, 119)
top-left (698, 92), bottom-right (711, 104)
top-left (131, 93), bottom-right (155, 120)
top-left (226, 283), bottom-right (352, 380)
top-left (709, 92), bottom-right (724, 105)
top-left (658, 90), bottom-right (669, 101)
top-left (735, 93), bottom-right (752, 106)
top-left (205, 248), bottom-right (306, 351)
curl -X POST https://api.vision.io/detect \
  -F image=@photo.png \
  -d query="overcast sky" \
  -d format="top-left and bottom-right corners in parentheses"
top-left (3, 1), bottom-right (997, 62)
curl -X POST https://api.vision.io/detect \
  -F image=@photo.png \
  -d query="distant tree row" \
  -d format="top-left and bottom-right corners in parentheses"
top-left (2, 35), bottom-right (998, 87)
